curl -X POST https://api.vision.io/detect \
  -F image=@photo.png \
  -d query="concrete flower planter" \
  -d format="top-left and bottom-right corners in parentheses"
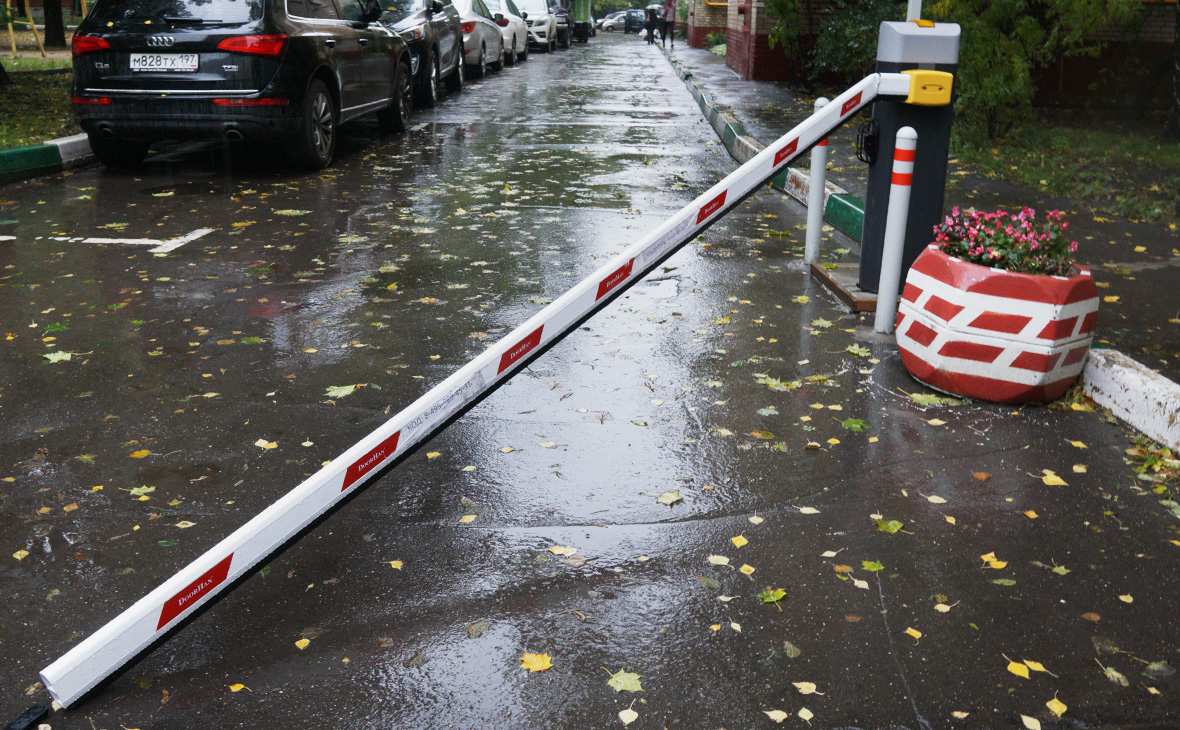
top-left (895, 245), bottom-right (1100, 404)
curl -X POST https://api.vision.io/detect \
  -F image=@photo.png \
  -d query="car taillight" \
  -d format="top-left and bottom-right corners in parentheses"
top-left (495, 17), bottom-right (508, 26)
top-left (460, 21), bottom-right (476, 33)
top-left (213, 97), bottom-right (289, 106)
top-left (72, 96), bottom-right (112, 105)
top-left (72, 34), bottom-right (111, 56)
top-left (217, 34), bottom-right (288, 58)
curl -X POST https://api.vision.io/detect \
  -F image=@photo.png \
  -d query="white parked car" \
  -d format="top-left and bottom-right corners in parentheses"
top-left (454, 0), bottom-right (505, 77)
top-left (513, 0), bottom-right (556, 51)
top-left (486, 0), bottom-right (529, 65)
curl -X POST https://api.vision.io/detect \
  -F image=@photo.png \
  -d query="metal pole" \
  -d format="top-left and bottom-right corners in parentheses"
top-left (874, 126), bottom-right (917, 334)
top-left (906, 0), bottom-right (921, 21)
top-left (803, 97), bottom-right (829, 266)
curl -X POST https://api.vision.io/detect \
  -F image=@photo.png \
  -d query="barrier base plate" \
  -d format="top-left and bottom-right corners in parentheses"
top-left (809, 262), bottom-right (878, 312)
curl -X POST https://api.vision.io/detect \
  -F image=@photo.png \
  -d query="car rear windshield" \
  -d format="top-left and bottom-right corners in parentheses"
top-left (514, 0), bottom-right (546, 13)
top-left (90, 0), bottom-right (264, 23)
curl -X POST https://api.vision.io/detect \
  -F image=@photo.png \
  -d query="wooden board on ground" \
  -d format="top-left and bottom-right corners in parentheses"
top-left (810, 262), bottom-right (878, 313)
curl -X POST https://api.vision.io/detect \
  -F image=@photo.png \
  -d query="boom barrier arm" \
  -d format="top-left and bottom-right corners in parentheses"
top-left (40, 72), bottom-right (915, 708)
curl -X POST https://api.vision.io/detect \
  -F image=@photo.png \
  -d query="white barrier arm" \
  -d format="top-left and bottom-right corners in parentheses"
top-left (40, 72), bottom-right (915, 708)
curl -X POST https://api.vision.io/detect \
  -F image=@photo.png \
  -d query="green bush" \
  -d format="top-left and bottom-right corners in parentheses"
top-left (926, 0), bottom-right (1140, 139)
top-left (807, 0), bottom-right (1142, 139)
top-left (811, 0), bottom-right (904, 83)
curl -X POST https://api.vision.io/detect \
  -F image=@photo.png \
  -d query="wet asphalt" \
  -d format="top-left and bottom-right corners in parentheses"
top-left (2, 33), bottom-right (1180, 730)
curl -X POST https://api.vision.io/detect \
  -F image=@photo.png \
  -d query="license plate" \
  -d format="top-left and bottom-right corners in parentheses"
top-left (130, 53), bottom-right (199, 72)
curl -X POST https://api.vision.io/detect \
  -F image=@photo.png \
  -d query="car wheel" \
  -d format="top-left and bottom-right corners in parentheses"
top-left (504, 43), bottom-right (515, 66)
top-left (88, 134), bottom-right (150, 169)
top-left (377, 59), bottom-right (413, 133)
top-left (549, 35), bottom-right (555, 51)
top-left (445, 44), bottom-right (464, 92)
top-left (490, 40), bottom-right (504, 71)
top-left (472, 44), bottom-right (487, 78)
top-left (559, 28), bottom-right (569, 48)
top-left (417, 51), bottom-right (440, 108)
top-left (519, 37), bottom-right (528, 61)
top-left (285, 78), bottom-right (336, 170)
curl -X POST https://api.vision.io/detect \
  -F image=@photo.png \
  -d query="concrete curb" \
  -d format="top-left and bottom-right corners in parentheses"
top-left (1084, 350), bottom-right (1180, 450)
top-left (0, 133), bottom-right (94, 186)
top-left (660, 47), bottom-right (1180, 451)
top-left (661, 48), bottom-right (864, 242)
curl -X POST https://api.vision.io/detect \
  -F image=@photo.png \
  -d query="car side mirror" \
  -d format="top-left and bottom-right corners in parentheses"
top-left (430, 0), bottom-right (445, 13)
top-left (520, 10), bottom-right (527, 18)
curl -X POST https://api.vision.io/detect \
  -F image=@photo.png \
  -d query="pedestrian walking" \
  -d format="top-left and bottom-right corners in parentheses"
top-left (644, 4), bottom-right (659, 44)
top-left (661, 0), bottom-right (676, 48)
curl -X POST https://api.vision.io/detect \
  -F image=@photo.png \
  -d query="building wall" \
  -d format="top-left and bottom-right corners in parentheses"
top-left (725, 0), bottom-right (794, 81)
top-left (687, 0), bottom-right (728, 48)
top-left (1041, 2), bottom-right (1176, 103)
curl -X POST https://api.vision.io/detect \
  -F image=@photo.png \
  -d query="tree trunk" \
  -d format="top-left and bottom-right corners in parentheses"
top-left (1167, 4), bottom-right (1180, 140)
top-left (42, 0), bottom-right (67, 48)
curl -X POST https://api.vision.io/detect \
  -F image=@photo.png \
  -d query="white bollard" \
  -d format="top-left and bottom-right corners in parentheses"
top-left (874, 126), bottom-right (917, 334)
top-left (906, 0), bottom-right (922, 21)
top-left (803, 97), bottom-right (829, 265)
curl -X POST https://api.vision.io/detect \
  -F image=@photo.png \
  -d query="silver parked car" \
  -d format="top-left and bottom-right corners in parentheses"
top-left (454, 0), bottom-right (506, 77)
top-left (486, 0), bottom-right (529, 65)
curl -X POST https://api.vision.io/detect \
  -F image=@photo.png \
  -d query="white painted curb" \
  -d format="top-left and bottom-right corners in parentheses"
top-left (45, 134), bottom-right (94, 169)
top-left (1083, 349), bottom-right (1180, 449)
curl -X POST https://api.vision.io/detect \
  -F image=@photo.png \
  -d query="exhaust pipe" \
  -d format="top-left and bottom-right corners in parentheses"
top-left (224, 129), bottom-right (244, 142)
top-left (99, 127), bottom-right (116, 139)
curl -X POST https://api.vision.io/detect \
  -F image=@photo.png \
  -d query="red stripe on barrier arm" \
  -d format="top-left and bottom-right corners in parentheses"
top-left (596, 259), bottom-right (635, 301)
top-left (342, 430), bottom-right (402, 491)
top-left (894, 147), bottom-right (915, 162)
top-left (773, 138), bottom-right (798, 167)
top-left (891, 172), bottom-right (913, 186)
top-left (498, 326), bottom-right (544, 374)
top-left (840, 92), bottom-right (862, 116)
top-left (696, 190), bottom-right (728, 224)
top-left (157, 554), bottom-right (234, 630)
top-left (817, 139), bottom-right (828, 147)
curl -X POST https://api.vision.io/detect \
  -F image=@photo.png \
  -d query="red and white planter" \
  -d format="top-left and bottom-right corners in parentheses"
top-left (895, 245), bottom-right (1099, 404)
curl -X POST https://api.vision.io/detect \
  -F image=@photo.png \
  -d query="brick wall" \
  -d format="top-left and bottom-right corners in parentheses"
top-left (724, 0), bottom-right (793, 81)
top-left (687, 0), bottom-right (728, 48)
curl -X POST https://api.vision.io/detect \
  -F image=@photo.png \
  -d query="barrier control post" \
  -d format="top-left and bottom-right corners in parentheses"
top-left (803, 97), bottom-right (829, 266)
top-left (858, 20), bottom-right (958, 293)
top-left (874, 126), bottom-right (917, 334)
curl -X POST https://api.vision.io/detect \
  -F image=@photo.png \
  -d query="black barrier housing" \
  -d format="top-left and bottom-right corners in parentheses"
top-left (858, 21), bottom-right (960, 293)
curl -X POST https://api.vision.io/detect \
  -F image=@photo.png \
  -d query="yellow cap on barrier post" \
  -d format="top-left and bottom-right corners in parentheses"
top-left (901, 69), bottom-right (953, 106)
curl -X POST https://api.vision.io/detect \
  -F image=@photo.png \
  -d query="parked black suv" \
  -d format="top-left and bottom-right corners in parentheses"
top-left (623, 7), bottom-right (643, 32)
top-left (72, 0), bottom-right (415, 170)
top-left (380, 0), bottom-right (463, 108)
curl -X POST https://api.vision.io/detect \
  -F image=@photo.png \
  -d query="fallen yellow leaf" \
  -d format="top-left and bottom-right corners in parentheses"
top-left (13, 550), bottom-right (29, 560)
top-left (426, 452), bottom-right (441, 459)
top-left (519, 652), bottom-right (552, 672)
top-left (128, 449), bottom-right (151, 459)
top-left (945, 515), bottom-right (956, 525)
top-left (764, 710), bottom-right (789, 723)
top-left (1046, 697), bottom-right (1067, 717)
top-left (459, 515), bottom-right (477, 524)
top-left (1023, 659), bottom-right (1048, 673)
top-left (1068, 440), bottom-right (1087, 449)
top-left (731, 534), bottom-right (748, 548)
top-left (1118, 594), bottom-right (1133, 603)
top-left (389, 560), bottom-right (403, 569)
top-left (739, 564), bottom-right (755, 575)
top-left (709, 623), bottom-right (721, 632)
top-left (927, 419), bottom-right (947, 426)
top-left (1021, 715), bottom-right (1041, 730)
top-left (295, 639), bottom-right (310, 650)
top-left (905, 627), bottom-right (922, 641)
top-left (1024, 510), bottom-right (1039, 519)
top-left (730, 622), bottom-right (742, 633)
top-left (1008, 661), bottom-right (1030, 679)
top-left (228, 683), bottom-right (246, 692)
